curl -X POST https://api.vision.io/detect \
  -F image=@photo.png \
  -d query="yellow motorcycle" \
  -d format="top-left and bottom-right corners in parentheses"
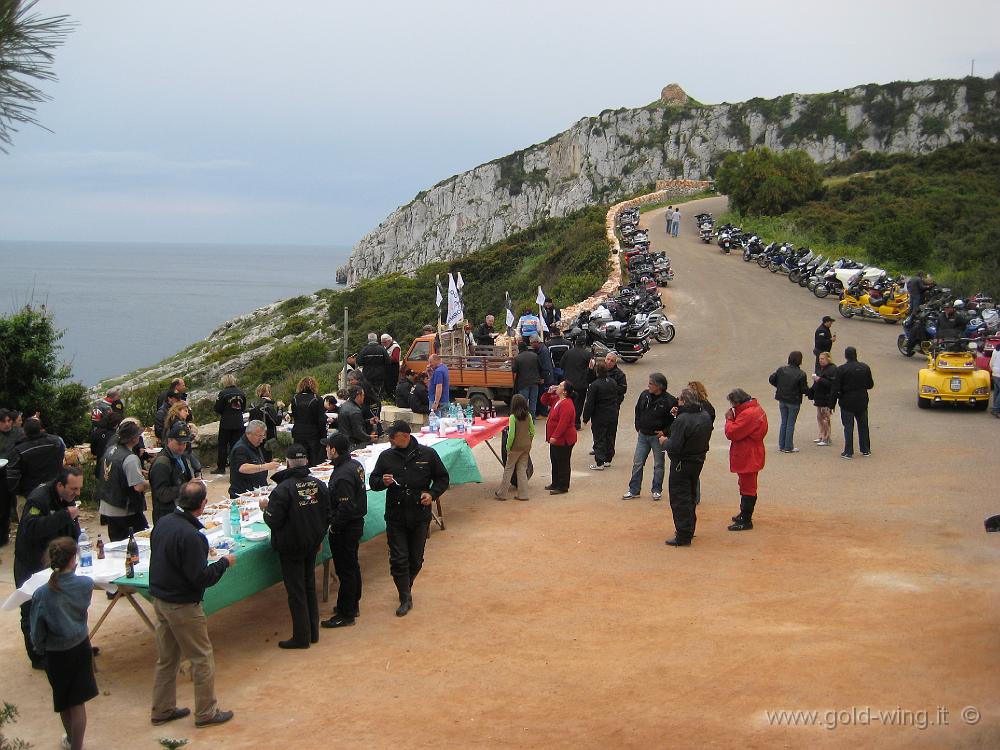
top-left (838, 284), bottom-right (909, 324)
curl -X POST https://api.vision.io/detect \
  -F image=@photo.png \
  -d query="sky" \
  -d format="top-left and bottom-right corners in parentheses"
top-left (1, 0), bottom-right (997, 247)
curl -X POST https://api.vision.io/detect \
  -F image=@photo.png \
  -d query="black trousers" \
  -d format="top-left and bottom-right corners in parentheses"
top-left (386, 513), bottom-right (430, 588)
top-left (279, 552), bottom-right (319, 644)
top-left (549, 443), bottom-right (574, 490)
top-left (569, 388), bottom-right (586, 429)
top-left (14, 561), bottom-right (43, 666)
top-left (106, 511), bottom-right (148, 542)
top-left (591, 418), bottom-right (618, 465)
top-left (330, 519), bottom-right (364, 617)
top-left (0, 478), bottom-right (12, 546)
top-left (291, 430), bottom-right (324, 467)
top-left (667, 458), bottom-right (703, 542)
top-left (216, 426), bottom-right (245, 471)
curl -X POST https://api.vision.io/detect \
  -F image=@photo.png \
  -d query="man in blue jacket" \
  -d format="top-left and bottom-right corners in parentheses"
top-left (149, 482), bottom-right (236, 729)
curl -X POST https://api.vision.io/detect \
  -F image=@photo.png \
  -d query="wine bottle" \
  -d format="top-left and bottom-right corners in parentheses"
top-left (125, 527), bottom-right (139, 578)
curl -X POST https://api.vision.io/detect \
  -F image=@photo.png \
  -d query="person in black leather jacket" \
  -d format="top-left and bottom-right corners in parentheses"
top-left (290, 376), bottom-right (327, 466)
top-left (213, 374), bottom-right (246, 474)
top-left (395, 370), bottom-right (415, 409)
top-left (320, 433), bottom-right (368, 628)
top-left (337, 387), bottom-right (373, 449)
top-left (583, 362), bottom-right (622, 469)
top-left (6, 418), bottom-right (65, 498)
top-left (663, 389), bottom-right (713, 547)
top-left (261, 444), bottom-right (330, 649)
top-left (369, 421), bottom-right (449, 617)
top-left (832, 347), bottom-right (874, 459)
top-left (409, 372), bottom-right (430, 415)
top-left (768, 351), bottom-right (809, 453)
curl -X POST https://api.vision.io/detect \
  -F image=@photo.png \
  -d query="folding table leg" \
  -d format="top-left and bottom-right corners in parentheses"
top-left (322, 559), bottom-right (331, 603)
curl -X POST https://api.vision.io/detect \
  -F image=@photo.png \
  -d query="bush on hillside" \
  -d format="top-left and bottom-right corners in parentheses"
top-left (715, 147), bottom-right (823, 216)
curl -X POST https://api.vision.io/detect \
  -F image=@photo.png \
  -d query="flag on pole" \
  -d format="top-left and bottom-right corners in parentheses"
top-left (446, 273), bottom-right (464, 327)
top-left (456, 272), bottom-right (465, 291)
top-left (536, 285), bottom-right (549, 333)
top-left (435, 276), bottom-right (443, 308)
top-left (505, 291), bottom-right (515, 334)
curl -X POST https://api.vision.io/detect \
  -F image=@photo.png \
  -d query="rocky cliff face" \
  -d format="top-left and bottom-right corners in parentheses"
top-left (345, 76), bottom-right (1000, 284)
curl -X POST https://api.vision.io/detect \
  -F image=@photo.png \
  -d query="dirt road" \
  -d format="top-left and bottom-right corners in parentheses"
top-left (2, 195), bottom-right (998, 749)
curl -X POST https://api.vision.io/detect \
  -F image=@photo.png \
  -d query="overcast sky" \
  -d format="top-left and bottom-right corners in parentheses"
top-left (1, 0), bottom-right (997, 247)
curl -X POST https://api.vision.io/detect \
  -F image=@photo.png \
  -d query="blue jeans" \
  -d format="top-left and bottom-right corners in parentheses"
top-left (777, 401), bottom-right (801, 451)
top-left (665, 219), bottom-right (673, 235)
top-left (992, 376), bottom-right (1000, 415)
top-left (841, 408), bottom-right (870, 456)
top-left (628, 433), bottom-right (665, 495)
top-left (671, 221), bottom-right (679, 237)
top-left (518, 385), bottom-right (539, 417)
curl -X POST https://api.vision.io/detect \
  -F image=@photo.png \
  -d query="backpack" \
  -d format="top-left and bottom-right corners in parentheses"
top-left (249, 400), bottom-right (267, 425)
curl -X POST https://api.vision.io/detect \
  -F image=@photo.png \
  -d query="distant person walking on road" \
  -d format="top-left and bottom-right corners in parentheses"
top-left (665, 206), bottom-right (674, 235)
top-left (808, 352), bottom-right (837, 445)
top-left (670, 208), bottom-right (681, 237)
top-left (724, 389), bottom-right (768, 532)
top-left (833, 346), bottom-right (874, 459)
top-left (769, 351), bottom-right (809, 453)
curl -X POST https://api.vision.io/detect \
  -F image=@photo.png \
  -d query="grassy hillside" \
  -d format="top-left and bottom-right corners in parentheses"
top-left (720, 142), bottom-right (1000, 296)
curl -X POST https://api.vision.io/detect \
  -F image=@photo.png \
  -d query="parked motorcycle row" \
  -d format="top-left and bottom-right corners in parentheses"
top-left (559, 207), bottom-right (680, 364)
top-left (705, 219), bottom-right (1000, 409)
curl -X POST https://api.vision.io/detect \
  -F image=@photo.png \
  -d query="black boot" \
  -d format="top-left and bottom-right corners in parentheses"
top-left (729, 495), bottom-right (756, 531)
top-left (393, 575), bottom-right (413, 617)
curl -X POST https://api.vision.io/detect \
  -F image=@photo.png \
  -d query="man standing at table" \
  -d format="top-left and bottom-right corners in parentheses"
top-left (428, 353), bottom-right (451, 415)
top-left (369, 421), bottom-right (449, 617)
top-left (321, 432), bottom-right (367, 629)
top-left (260, 444), bottom-right (330, 649)
top-left (228, 420), bottom-right (279, 498)
top-left (13, 466), bottom-right (82, 669)
top-left (149, 422), bottom-right (197, 524)
top-left (149, 481), bottom-right (236, 729)
top-left (100, 421), bottom-right (150, 541)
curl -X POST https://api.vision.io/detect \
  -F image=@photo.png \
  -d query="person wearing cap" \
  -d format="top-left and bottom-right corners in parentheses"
top-left (228, 420), bottom-right (279, 498)
top-left (259, 444), bottom-right (330, 649)
top-left (149, 422), bottom-right (198, 524)
top-left (369, 421), bottom-right (449, 617)
top-left (99, 420), bottom-right (150, 541)
top-left (320, 432), bottom-right (367, 628)
top-left (813, 316), bottom-right (836, 371)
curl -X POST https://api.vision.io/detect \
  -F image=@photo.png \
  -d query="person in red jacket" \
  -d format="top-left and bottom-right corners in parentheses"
top-left (723, 388), bottom-right (768, 531)
top-left (540, 381), bottom-right (577, 495)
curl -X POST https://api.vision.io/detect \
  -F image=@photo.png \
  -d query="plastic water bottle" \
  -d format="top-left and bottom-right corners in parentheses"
top-left (429, 411), bottom-right (439, 433)
top-left (230, 500), bottom-right (242, 540)
top-left (457, 410), bottom-right (467, 434)
top-left (78, 529), bottom-right (93, 570)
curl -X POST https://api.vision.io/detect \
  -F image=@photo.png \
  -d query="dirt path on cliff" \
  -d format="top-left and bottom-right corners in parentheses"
top-left (2, 195), bottom-right (998, 749)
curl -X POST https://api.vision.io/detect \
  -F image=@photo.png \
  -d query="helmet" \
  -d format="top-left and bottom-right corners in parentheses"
top-left (954, 299), bottom-right (965, 309)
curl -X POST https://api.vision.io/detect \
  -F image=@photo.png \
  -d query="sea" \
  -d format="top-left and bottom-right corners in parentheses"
top-left (0, 241), bottom-right (352, 386)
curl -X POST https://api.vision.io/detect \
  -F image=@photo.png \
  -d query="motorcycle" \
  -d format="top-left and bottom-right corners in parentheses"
top-left (568, 307), bottom-right (650, 363)
top-left (838, 276), bottom-right (910, 323)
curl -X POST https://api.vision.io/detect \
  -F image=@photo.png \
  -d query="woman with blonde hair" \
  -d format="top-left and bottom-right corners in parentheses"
top-left (30, 537), bottom-right (97, 750)
top-left (291, 376), bottom-right (326, 465)
top-left (213, 373), bottom-right (246, 474)
top-left (809, 352), bottom-right (837, 446)
top-left (687, 381), bottom-right (716, 422)
top-left (163, 400), bottom-right (202, 474)
top-left (495, 394), bottom-right (534, 501)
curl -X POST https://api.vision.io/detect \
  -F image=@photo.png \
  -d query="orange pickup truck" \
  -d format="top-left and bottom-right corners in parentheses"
top-left (402, 329), bottom-right (515, 414)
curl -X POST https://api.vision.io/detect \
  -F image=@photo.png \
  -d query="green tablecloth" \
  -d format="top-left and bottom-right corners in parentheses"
top-left (114, 438), bottom-right (482, 615)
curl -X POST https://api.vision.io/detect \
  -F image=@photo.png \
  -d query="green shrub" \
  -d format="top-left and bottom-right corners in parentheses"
top-left (240, 339), bottom-right (330, 388)
top-left (715, 147), bottom-right (824, 216)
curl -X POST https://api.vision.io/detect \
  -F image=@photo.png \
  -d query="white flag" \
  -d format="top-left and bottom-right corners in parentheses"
top-left (456, 272), bottom-right (465, 290)
top-left (435, 278), bottom-right (443, 308)
top-left (446, 273), bottom-right (464, 327)
top-left (505, 292), bottom-right (515, 330)
top-left (538, 306), bottom-right (549, 333)
top-left (535, 286), bottom-right (547, 306)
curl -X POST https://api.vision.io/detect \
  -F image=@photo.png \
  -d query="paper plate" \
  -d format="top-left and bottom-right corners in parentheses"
top-left (243, 530), bottom-right (269, 542)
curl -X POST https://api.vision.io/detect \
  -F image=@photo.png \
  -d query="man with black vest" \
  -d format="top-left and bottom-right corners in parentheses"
top-left (14, 466), bottom-right (83, 668)
top-left (623, 372), bottom-right (676, 501)
top-left (149, 481), bottom-right (235, 729)
top-left (260, 444), bottom-right (330, 649)
top-left (369, 421), bottom-right (449, 617)
top-left (663, 389), bottom-right (714, 547)
top-left (359, 332), bottom-right (390, 397)
top-left (320, 432), bottom-right (368, 629)
top-left (149, 422), bottom-right (197, 524)
top-left (100, 420), bottom-right (150, 541)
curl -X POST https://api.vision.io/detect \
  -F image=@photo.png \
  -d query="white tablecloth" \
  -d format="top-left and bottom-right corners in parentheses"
top-left (2, 553), bottom-right (149, 611)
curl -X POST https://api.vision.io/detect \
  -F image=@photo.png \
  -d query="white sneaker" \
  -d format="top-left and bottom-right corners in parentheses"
top-left (61, 736), bottom-right (71, 750)
top-left (651, 492), bottom-right (662, 500)
top-left (813, 438), bottom-right (823, 443)
top-left (786, 447), bottom-right (800, 453)
top-left (622, 491), bottom-right (638, 500)
top-left (817, 441), bottom-right (831, 446)
top-left (589, 464), bottom-right (606, 471)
